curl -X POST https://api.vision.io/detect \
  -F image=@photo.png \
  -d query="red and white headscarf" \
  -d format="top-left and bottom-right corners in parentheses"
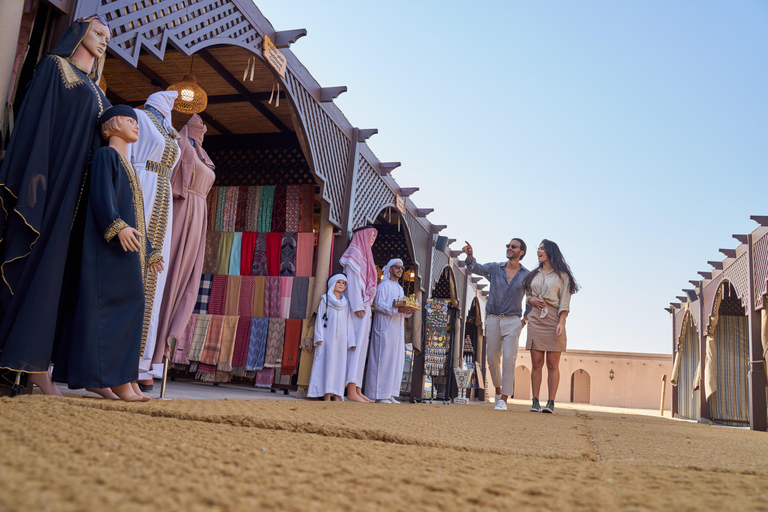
top-left (339, 226), bottom-right (378, 305)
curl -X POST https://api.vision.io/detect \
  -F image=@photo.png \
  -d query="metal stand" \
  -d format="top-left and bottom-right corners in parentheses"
top-left (10, 372), bottom-right (21, 397)
top-left (159, 356), bottom-right (170, 400)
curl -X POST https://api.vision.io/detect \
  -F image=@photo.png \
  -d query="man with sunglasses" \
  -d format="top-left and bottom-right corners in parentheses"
top-left (462, 239), bottom-right (531, 411)
top-left (366, 258), bottom-right (415, 403)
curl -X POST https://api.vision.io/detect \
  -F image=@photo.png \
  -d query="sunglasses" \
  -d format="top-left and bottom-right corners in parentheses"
top-left (78, 14), bottom-right (110, 29)
top-left (506, 244), bottom-right (519, 249)
top-left (391, 265), bottom-right (404, 270)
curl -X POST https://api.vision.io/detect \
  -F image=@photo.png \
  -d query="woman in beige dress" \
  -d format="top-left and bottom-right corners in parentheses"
top-left (523, 240), bottom-right (579, 414)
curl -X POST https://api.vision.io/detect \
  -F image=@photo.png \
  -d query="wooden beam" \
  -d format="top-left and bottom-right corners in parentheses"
top-left (751, 215), bottom-right (768, 226)
top-left (198, 50), bottom-right (291, 134)
top-left (274, 29), bottom-right (307, 48)
top-left (397, 187), bottom-right (419, 197)
top-left (719, 248), bottom-right (737, 258)
top-left (416, 208), bottom-right (433, 217)
top-left (707, 261), bottom-right (724, 270)
top-left (319, 86), bottom-right (347, 102)
top-left (733, 234), bottom-right (749, 244)
top-left (357, 129), bottom-right (377, 142)
top-left (431, 225), bottom-right (447, 233)
top-left (698, 271), bottom-right (712, 279)
top-left (379, 162), bottom-right (400, 176)
top-left (450, 250), bottom-right (462, 258)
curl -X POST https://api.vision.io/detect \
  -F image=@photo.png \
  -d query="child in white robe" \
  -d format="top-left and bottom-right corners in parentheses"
top-left (307, 274), bottom-right (357, 401)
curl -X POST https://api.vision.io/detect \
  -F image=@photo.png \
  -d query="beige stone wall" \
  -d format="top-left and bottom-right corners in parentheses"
top-left (484, 348), bottom-right (673, 411)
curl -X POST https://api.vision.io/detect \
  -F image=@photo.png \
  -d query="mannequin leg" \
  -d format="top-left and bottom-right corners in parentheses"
top-left (86, 388), bottom-right (120, 399)
top-left (28, 372), bottom-right (63, 396)
top-left (357, 386), bottom-right (374, 403)
top-left (346, 382), bottom-right (367, 403)
top-left (111, 383), bottom-right (145, 402)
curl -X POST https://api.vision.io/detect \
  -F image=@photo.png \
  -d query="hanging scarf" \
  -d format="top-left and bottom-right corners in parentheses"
top-left (253, 276), bottom-right (266, 317)
top-left (257, 185), bottom-right (275, 232)
top-left (264, 318), bottom-right (286, 368)
top-left (206, 186), bottom-right (218, 231)
top-left (225, 275), bottom-right (242, 316)
top-left (246, 317), bottom-right (270, 372)
top-left (251, 232), bottom-right (268, 276)
top-left (208, 275), bottom-right (228, 315)
top-left (285, 185), bottom-right (301, 232)
top-left (239, 276), bottom-right (256, 316)
top-left (282, 319), bottom-right (302, 375)
top-left (235, 186), bottom-right (249, 232)
top-left (188, 314), bottom-right (212, 362)
top-left (280, 231), bottom-right (297, 276)
top-left (215, 186), bottom-right (226, 231)
top-left (202, 231), bottom-right (220, 274)
top-left (271, 184), bottom-right (287, 232)
top-left (298, 184), bottom-right (315, 232)
top-left (194, 274), bottom-right (213, 315)
top-left (245, 187), bottom-right (261, 232)
top-left (296, 232), bottom-right (316, 277)
top-left (266, 232), bottom-right (282, 277)
top-left (339, 227), bottom-right (378, 305)
top-left (231, 316), bottom-right (252, 377)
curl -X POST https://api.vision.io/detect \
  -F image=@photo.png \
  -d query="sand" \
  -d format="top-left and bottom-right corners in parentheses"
top-left (1, 396), bottom-right (767, 511)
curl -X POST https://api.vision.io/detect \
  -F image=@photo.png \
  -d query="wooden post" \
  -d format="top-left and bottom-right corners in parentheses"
top-left (746, 233), bottom-right (767, 431)
top-left (660, 374), bottom-right (667, 416)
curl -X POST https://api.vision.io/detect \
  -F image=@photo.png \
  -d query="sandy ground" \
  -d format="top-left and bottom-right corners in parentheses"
top-left (1, 393), bottom-right (768, 511)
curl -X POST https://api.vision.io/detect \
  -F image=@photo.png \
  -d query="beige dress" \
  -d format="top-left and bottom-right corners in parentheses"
top-left (525, 271), bottom-right (571, 352)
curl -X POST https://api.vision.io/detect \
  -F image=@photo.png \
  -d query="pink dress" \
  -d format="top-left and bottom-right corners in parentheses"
top-left (155, 114), bottom-right (216, 363)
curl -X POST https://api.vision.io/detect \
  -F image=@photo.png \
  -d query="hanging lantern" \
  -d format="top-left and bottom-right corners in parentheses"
top-left (167, 74), bottom-right (207, 114)
top-left (167, 55), bottom-right (207, 114)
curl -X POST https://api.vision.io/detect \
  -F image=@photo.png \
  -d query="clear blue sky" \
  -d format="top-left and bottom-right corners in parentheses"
top-left (255, 1), bottom-right (768, 354)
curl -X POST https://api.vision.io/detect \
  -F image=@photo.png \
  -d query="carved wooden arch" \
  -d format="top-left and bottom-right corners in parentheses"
top-left (429, 250), bottom-right (450, 299)
top-left (450, 260), bottom-right (466, 313)
top-left (704, 279), bottom-right (745, 337)
top-left (677, 310), bottom-right (698, 351)
top-left (403, 210), bottom-right (431, 293)
top-left (673, 306), bottom-right (687, 346)
top-left (752, 230), bottom-right (768, 310)
top-left (351, 151), bottom-right (397, 230)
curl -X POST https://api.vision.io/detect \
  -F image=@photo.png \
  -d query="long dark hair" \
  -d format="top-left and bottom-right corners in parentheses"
top-left (522, 239), bottom-right (580, 295)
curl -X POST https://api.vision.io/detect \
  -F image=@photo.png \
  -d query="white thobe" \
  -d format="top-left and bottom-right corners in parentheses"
top-left (344, 266), bottom-right (374, 387)
top-left (307, 295), bottom-right (356, 397)
top-left (127, 109), bottom-right (180, 377)
top-left (365, 280), bottom-right (412, 400)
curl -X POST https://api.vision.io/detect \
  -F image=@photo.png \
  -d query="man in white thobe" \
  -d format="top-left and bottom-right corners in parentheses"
top-left (366, 259), bottom-right (414, 403)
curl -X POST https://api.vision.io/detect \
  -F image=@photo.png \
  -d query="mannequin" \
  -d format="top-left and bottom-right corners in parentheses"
top-left (0, 15), bottom-right (111, 395)
top-left (340, 225), bottom-right (378, 403)
top-left (53, 105), bottom-right (163, 402)
top-left (156, 113), bottom-right (216, 367)
top-left (126, 90), bottom-right (181, 391)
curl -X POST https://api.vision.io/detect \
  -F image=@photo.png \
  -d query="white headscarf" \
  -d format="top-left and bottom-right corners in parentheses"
top-left (145, 90), bottom-right (178, 134)
top-left (323, 274), bottom-right (348, 326)
top-left (382, 258), bottom-right (403, 282)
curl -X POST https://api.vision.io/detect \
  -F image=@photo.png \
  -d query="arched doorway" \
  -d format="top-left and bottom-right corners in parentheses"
top-left (514, 365), bottom-right (530, 400)
top-left (709, 282), bottom-right (749, 426)
top-left (570, 369), bottom-right (590, 404)
top-left (676, 311), bottom-right (700, 420)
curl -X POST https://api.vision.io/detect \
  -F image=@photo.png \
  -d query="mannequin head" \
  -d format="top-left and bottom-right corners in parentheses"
top-left (70, 18), bottom-right (110, 72)
top-left (101, 116), bottom-right (139, 143)
top-left (98, 105), bottom-right (139, 154)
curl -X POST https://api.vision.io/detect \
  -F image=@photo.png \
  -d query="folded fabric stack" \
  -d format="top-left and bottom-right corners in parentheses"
top-left (172, 184), bottom-right (317, 387)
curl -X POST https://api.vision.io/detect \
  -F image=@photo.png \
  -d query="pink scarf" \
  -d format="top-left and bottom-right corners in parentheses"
top-left (339, 227), bottom-right (377, 305)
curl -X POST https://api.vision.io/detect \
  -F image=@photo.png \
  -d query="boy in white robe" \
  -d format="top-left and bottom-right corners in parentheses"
top-left (307, 274), bottom-right (357, 401)
top-left (366, 259), bottom-right (415, 403)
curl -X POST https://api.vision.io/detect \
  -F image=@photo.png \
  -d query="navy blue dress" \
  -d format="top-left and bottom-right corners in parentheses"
top-left (0, 19), bottom-right (110, 378)
top-left (53, 147), bottom-right (159, 388)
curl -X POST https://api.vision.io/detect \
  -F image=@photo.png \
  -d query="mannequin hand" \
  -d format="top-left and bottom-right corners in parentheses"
top-left (556, 323), bottom-right (565, 337)
top-left (28, 174), bottom-right (47, 207)
top-left (118, 227), bottom-right (142, 252)
top-left (149, 258), bottom-right (165, 274)
top-left (315, 341), bottom-right (322, 347)
top-left (462, 241), bottom-right (473, 257)
top-left (521, 318), bottom-right (527, 328)
top-left (349, 346), bottom-right (356, 351)
top-left (531, 297), bottom-right (547, 309)
top-left (400, 306), bottom-right (415, 315)
top-left (355, 310), bottom-right (365, 318)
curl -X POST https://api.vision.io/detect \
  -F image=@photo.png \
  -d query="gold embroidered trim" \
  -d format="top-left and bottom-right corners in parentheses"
top-left (51, 55), bottom-right (83, 90)
top-left (0, 207), bottom-right (41, 295)
top-left (145, 160), bottom-right (172, 178)
top-left (148, 250), bottom-right (163, 266)
top-left (103, 218), bottom-right (128, 243)
top-left (144, 109), bottom-right (181, 169)
top-left (117, 154), bottom-right (147, 285)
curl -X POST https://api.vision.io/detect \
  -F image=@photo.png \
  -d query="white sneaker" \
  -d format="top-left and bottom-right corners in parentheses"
top-left (494, 399), bottom-right (507, 411)
top-left (377, 398), bottom-right (393, 404)
top-left (390, 396), bottom-right (400, 404)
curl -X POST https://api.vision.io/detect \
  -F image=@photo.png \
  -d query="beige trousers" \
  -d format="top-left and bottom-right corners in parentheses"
top-left (485, 314), bottom-right (523, 397)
